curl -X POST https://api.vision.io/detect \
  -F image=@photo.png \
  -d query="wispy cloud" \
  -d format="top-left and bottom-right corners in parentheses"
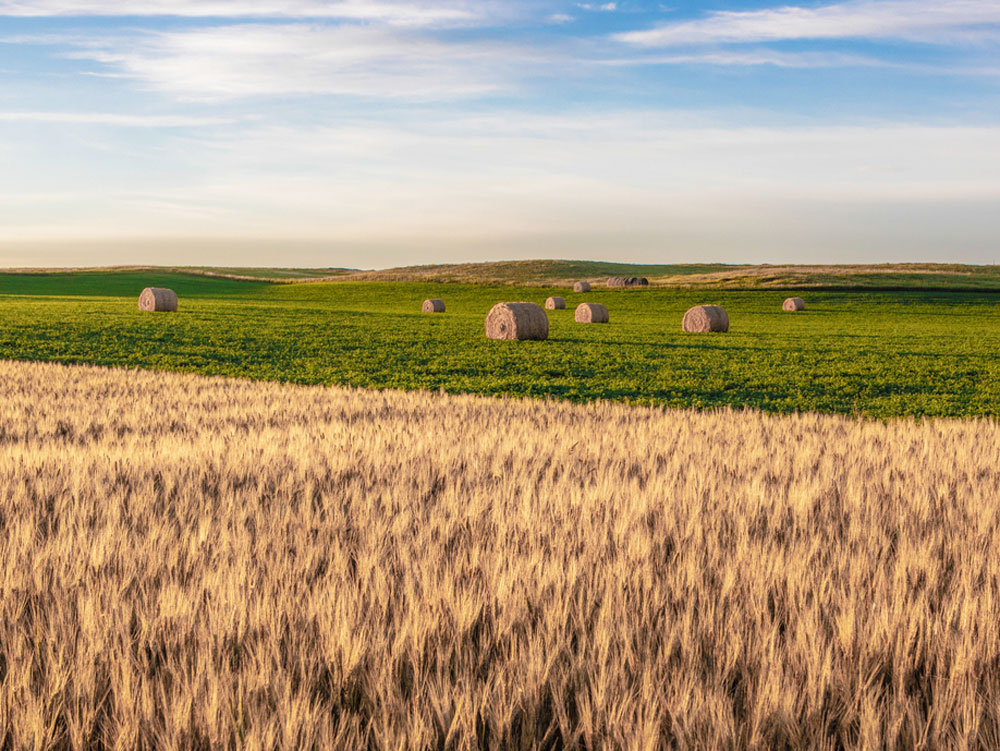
top-left (597, 49), bottom-right (896, 69)
top-left (0, 111), bottom-right (237, 126)
top-left (616, 0), bottom-right (1000, 46)
top-left (596, 48), bottom-right (1000, 75)
top-left (63, 24), bottom-right (526, 100)
top-left (0, 0), bottom-right (490, 27)
top-left (5, 116), bottom-right (999, 263)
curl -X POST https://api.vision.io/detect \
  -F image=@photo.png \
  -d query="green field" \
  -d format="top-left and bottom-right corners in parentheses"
top-left (2, 268), bottom-right (1000, 417)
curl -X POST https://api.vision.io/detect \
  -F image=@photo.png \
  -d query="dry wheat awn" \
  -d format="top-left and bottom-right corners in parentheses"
top-left (2, 359), bottom-right (1000, 749)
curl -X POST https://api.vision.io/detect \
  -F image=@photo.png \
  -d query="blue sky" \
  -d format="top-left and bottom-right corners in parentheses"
top-left (1, 0), bottom-right (998, 268)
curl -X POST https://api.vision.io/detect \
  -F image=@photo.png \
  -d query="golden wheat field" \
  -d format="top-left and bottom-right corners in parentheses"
top-left (2, 360), bottom-right (1000, 750)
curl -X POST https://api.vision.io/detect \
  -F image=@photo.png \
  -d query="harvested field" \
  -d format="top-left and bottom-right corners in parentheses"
top-left (2, 359), bottom-right (1000, 749)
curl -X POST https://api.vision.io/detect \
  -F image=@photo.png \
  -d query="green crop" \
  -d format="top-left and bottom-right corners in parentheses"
top-left (1, 270), bottom-right (998, 418)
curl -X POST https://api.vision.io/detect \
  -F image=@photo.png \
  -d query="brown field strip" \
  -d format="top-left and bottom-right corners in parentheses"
top-left (1, 360), bottom-right (999, 749)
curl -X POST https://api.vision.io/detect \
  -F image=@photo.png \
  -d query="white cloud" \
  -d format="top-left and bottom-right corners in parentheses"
top-left (547, 13), bottom-right (574, 24)
top-left (616, 0), bottom-right (1000, 46)
top-left (577, 2), bottom-right (617, 10)
top-left (65, 24), bottom-right (524, 101)
top-left (0, 0), bottom-right (488, 27)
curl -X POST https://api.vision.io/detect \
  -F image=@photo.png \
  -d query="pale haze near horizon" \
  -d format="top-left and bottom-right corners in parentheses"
top-left (1, 0), bottom-right (998, 269)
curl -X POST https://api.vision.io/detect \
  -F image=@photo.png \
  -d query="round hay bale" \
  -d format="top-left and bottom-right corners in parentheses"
top-left (138, 287), bottom-right (178, 312)
top-left (575, 302), bottom-right (609, 323)
top-left (607, 276), bottom-right (648, 288)
top-left (573, 281), bottom-right (591, 293)
top-left (682, 305), bottom-right (729, 333)
top-left (545, 296), bottom-right (566, 310)
top-left (422, 298), bottom-right (445, 313)
top-left (485, 302), bottom-right (548, 341)
top-left (783, 297), bottom-right (805, 312)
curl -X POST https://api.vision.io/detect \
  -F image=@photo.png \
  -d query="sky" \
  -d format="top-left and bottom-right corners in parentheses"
top-left (0, 0), bottom-right (998, 268)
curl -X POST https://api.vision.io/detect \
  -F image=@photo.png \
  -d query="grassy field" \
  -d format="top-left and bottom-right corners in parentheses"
top-left (2, 268), bottom-right (1000, 417)
top-left (3, 359), bottom-right (999, 749)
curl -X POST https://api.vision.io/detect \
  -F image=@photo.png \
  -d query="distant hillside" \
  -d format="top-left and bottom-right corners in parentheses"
top-left (5, 260), bottom-right (1000, 290)
top-left (0, 265), bottom-right (354, 283)
top-left (176, 266), bottom-right (355, 281)
top-left (337, 260), bottom-right (1000, 290)
top-left (336, 260), bottom-right (719, 285)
